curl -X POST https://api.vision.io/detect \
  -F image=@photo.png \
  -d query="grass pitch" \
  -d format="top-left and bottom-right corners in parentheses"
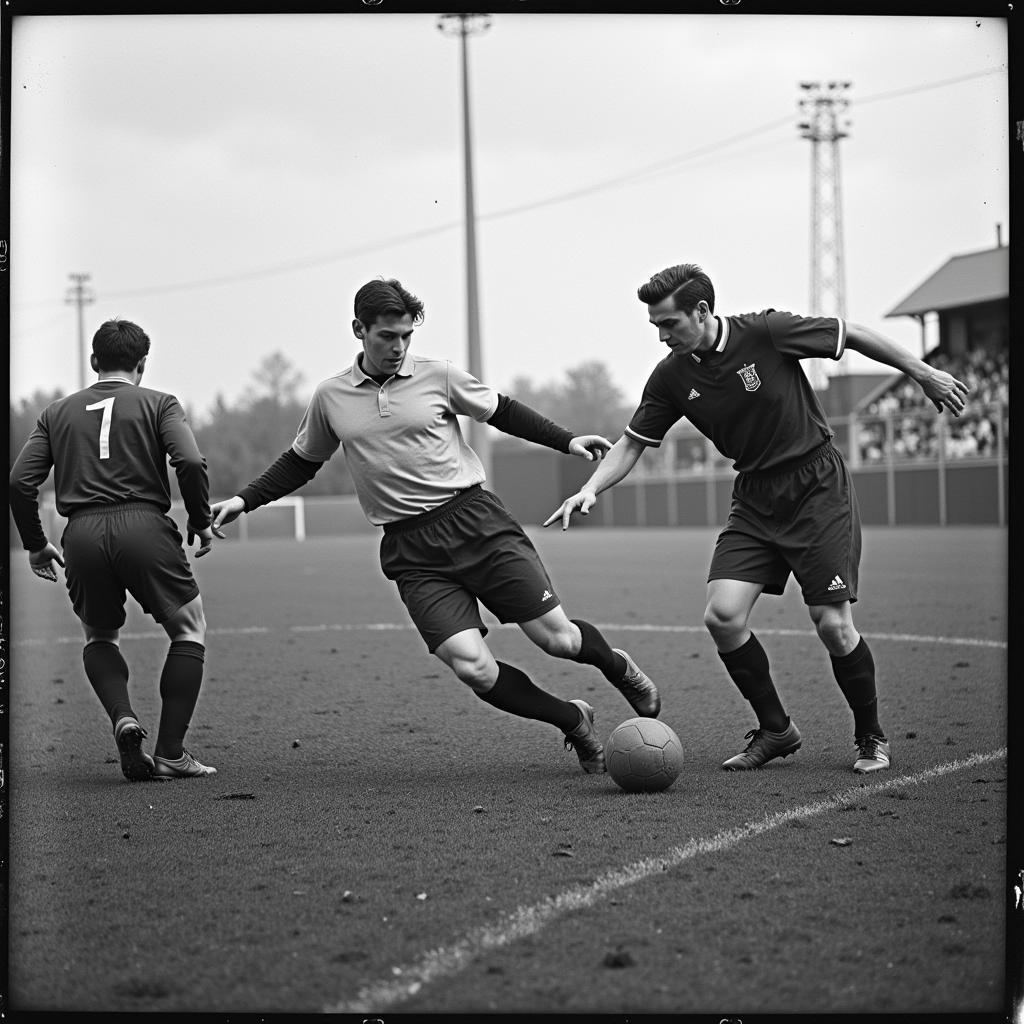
top-left (6, 526), bottom-right (1009, 1014)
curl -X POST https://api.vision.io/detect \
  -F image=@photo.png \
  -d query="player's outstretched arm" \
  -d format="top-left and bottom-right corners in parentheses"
top-left (845, 322), bottom-right (970, 416)
top-left (209, 448), bottom-right (325, 535)
top-left (543, 434), bottom-right (645, 530)
top-left (486, 394), bottom-right (610, 459)
top-left (227, 447), bottom-right (326, 526)
top-left (28, 542), bottom-right (65, 583)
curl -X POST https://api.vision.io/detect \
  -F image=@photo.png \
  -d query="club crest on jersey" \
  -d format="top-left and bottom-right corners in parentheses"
top-left (737, 363), bottom-right (761, 392)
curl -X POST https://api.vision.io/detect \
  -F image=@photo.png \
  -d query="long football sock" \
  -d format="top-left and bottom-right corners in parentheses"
top-left (82, 641), bottom-right (135, 728)
top-left (718, 633), bottom-right (789, 733)
top-left (830, 637), bottom-right (884, 738)
top-left (154, 641), bottom-right (206, 760)
top-left (476, 661), bottom-right (580, 732)
top-left (570, 618), bottom-right (628, 681)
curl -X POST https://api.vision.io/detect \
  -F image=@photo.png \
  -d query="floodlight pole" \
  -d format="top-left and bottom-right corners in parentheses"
top-left (438, 12), bottom-right (491, 480)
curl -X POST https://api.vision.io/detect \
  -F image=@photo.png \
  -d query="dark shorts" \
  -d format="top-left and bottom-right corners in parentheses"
top-left (708, 443), bottom-right (861, 605)
top-left (379, 485), bottom-right (561, 653)
top-left (61, 502), bottom-right (200, 629)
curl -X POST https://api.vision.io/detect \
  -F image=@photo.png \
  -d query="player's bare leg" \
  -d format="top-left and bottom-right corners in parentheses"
top-left (519, 607), bottom-right (661, 717)
top-left (151, 595), bottom-right (216, 778)
top-left (435, 627), bottom-right (604, 772)
top-left (705, 579), bottom-right (801, 770)
top-left (809, 601), bottom-right (890, 773)
top-left (80, 623), bottom-right (155, 782)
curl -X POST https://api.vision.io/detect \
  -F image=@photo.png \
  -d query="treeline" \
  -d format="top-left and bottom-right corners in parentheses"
top-left (506, 359), bottom-right (633, 443)
top-left (8, 354), bottom-right (355, 500)
top-left (9, 354), bottom-right (633, 499)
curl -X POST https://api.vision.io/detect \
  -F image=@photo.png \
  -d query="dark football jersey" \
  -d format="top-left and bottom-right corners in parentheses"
top-left (625, 310), bottom-right (846, 473)
top-left (9, 378), bottom-right (211, 551)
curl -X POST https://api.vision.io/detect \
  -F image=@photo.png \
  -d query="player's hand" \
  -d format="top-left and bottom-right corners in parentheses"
top-left (543, 490), bottom-right (598, 531)
top-left (187, 522), bottom-right (223, 558)
top-left (568, 434), bottom-right (613, 461)
top-left (28, 542), bottom-right (65, 582)
top-left (210, 495), bottom-right (246, 532)
top-left (917, 367), bottom-right (970, 416)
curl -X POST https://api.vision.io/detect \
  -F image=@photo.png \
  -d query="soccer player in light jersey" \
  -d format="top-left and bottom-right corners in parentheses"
top-left (10, 319), bottom-right (221, 781)
top-left (546, 263), bottom-right (970, 774)
top-left (210, 277), bottom-right (661, 775)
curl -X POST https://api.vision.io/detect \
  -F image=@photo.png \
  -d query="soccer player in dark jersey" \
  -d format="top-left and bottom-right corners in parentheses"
top-left (9, 319), bottom-right (223, 781)
top-left (545, 263), bottom-right (970, 774)
top-left (209, 277), bottom-right (661, 775)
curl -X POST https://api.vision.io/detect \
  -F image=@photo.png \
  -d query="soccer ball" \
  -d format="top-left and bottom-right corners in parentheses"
top-left (605, 717), bottom-right (683, 793)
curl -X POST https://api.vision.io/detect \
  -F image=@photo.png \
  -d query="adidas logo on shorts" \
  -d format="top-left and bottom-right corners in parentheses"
top-left (542, 589), bottom-right (553, 601)
top-left (827, 575), bottom-right (846, 592)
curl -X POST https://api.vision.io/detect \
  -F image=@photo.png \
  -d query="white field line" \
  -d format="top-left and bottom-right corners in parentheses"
top-left (13, 625), bottom-right (274, 645)
top-left (324, 747), bottom-right (1007, 1014)
top-left (12, 621), bottom-right (1006, 649)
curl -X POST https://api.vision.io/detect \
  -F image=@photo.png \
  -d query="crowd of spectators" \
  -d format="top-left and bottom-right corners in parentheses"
top-left (856, 345), bottom-right (1007, 464)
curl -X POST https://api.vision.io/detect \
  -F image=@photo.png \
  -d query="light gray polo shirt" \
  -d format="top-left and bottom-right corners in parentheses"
top-left (292, 351), bottom-right (500, 525)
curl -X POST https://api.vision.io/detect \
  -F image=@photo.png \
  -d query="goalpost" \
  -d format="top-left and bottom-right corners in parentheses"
top-left (229, 496), bottom-right (305, 542)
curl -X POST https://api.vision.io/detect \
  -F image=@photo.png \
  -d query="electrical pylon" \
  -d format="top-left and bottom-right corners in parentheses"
top-left (798, 81), bottom-right (851, 391)
top-left (65, 272), bottom-right (95, 391)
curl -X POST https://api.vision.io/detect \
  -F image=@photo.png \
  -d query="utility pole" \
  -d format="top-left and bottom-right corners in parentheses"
top-left (798, 81), bottom-right (851, 392)
top-left (438, 12), bottom-right (491, 480)
top-left (65, 273), bottom-right (95, 391)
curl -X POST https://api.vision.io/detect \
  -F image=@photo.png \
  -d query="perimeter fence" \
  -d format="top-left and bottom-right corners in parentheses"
top-left (22, 400), bottom-right (1007, 544)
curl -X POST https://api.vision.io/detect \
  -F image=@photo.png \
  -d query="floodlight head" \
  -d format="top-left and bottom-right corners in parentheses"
top-left (437, 12), bottom-right (492, 36)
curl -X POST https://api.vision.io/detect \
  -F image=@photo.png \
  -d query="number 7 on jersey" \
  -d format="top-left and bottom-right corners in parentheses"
top-left (86, 396), bottom-right (115, 459)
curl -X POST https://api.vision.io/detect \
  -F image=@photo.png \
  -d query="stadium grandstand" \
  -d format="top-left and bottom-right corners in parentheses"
top-left (854, 241), bottom-right (1009, 466)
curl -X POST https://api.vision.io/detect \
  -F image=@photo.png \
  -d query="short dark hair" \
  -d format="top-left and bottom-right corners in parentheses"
top-left (353, 278), bottom-right (425, 328)
top-left (637, 264), bottom-right (715, 314)
top-left (92, 319), bottom-right (151, 372)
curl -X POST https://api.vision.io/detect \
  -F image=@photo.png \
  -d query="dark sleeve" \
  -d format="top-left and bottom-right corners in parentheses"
top-left (765, 309), bottom-right (847, 361)
top-left (8, 418), bottom-right (53, 552)
top-left (160, 398), bottom-right (212, 530)
top-left (238, 448), bottom-right (325, 512)
top-left (624, 362), bottom-right (684, 448)
top-left (486, 394), bottom-right (574, 453)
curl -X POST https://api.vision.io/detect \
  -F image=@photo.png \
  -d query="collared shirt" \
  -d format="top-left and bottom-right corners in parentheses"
top-left (292, 351), bottom-right (500, 525)
top-left (625, 309), bottom-right (846, 474)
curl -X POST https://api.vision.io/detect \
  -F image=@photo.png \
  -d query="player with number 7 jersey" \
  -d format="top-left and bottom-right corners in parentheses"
top-left (12, 379), bottom-right (210, 524)
top-left (10, 318), bottom-right (220, 782)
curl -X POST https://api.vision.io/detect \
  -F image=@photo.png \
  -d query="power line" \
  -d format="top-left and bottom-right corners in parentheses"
top-left (88, 121), bottom-right (795, 302)
top-left (478, 116), bottom-right (797, 222)
top-left (73, 119), bottom-right (806, 303)
top-left (14, 64), bottom-right (1004, 307)
top-left (96, 222), bottom-right (464, 300)
top-left (856, 65), bottom-right (1005, 106)
top-left (479, 64), bottom-right (1003, 221)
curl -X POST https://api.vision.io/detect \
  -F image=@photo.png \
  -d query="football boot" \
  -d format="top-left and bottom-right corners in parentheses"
top-left (563, 699), bottom-right (606, 774)
top-left (722, 720), bottom-right (802, 771)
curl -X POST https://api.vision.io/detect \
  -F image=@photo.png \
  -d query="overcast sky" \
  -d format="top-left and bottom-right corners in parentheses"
top-left (9, 9), bottom-right (1009, 424)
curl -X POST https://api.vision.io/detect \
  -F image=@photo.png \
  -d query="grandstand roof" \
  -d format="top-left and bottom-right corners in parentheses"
top-left (885, 245), bottom-right (1009, 318)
